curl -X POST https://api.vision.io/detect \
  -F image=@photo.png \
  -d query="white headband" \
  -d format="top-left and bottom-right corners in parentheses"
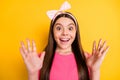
top-left (46, 1), bottom-right (71, 20)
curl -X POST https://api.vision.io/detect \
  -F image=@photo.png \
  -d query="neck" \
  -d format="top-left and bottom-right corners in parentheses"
top-left (55, 46), bottom-right (72, 55)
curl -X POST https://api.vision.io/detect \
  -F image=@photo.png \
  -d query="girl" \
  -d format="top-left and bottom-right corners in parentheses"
top-left (20, 2), bottom-right (109, 80)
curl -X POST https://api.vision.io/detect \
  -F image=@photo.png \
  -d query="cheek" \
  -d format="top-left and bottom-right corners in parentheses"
top-left (72, 34), bottom-right (76, 42)
top-left (54, 32), bottom-right (60, 37)
top-left (53, 31), bottom-right (61, 41)
top-left (71, 31), bottom-right (76, 38)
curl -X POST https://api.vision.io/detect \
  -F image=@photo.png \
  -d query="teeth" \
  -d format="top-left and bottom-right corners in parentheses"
top-left (61, 39), bottom-right (69, 41)
top-left (60, 38), bottom-right (70, 42)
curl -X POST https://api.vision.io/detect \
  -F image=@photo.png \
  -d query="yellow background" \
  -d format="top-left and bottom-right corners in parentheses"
top-left (0, 0), bottom-right (120, 80)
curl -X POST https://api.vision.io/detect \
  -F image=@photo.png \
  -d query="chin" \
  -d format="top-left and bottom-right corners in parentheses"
top-left (59, 45), bottom-right (71, 50)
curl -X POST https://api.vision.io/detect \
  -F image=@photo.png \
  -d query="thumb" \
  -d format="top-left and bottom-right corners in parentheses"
top-left (40, 51), bottom-right (46, 61)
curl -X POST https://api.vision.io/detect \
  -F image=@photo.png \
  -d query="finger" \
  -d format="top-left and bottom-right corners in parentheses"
top-left (26, 39), bottom-right (32, 53)
top-left (20, 41), bottom-right (28, 54)
top-left (97, 39), bottom-right (102, 51)
top-left (92, 41), bottom-right (96, 55)
top-left (32, 40), bottom-right (37, 53)
top-left (40, 51), bottom-right (46, 61)
top-left (100, 41), bottom-right (106, 53)
top-left (102, 46), bottom-right (110, 55)
top-left (101, 46), bottom-right (110, 60)
top-left (19, 47), bottom-right (26, 60)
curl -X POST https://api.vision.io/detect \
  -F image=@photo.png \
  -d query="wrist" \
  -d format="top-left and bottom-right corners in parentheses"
top-left (90, 69), bottom-right (100, 80)
top-left (91, 69), bottom-right (100, 74)
top-left (28, 71), bottom-right (39, 80)
top-left (28, 70), bottom-right (39, 76)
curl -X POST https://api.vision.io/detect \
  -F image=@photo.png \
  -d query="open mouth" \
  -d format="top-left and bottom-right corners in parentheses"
top-left (60, 38), bottom-right (70, 42)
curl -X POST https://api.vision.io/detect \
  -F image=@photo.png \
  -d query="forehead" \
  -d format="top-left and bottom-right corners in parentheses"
top-left (54, 17), bottom-right (75, 26)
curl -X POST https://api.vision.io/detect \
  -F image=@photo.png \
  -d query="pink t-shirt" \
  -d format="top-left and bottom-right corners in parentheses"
top-left (50, 52), bottom-right (78, 80)
top-left (39, 52), bottom-right (90, 80)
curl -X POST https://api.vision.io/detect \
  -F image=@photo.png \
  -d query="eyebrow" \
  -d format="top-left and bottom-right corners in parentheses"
top-left (54, 22), bottom-right (75, 27)
top-left (68, 23), bottom-right (75, 26)
top-left (54, 23), bottom-right (62, 26)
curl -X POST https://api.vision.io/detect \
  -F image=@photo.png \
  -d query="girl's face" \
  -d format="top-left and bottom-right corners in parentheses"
top-left (53, 17), bottom-right (76, 52)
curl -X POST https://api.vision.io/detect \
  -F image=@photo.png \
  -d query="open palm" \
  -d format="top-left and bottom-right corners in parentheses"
top-left (86, 39), bottom-right (109, 72)
top-left (19, 39), bottom-right (45, 74)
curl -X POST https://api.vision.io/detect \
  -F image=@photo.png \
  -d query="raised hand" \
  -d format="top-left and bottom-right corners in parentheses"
top-left (19, 39), bottom-right (45, 75)
top-left (86, 39), bottom-right (109, 72)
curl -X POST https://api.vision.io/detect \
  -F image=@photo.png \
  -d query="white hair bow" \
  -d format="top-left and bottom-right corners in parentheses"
top-left (46, 1), bottom-right (71, 20)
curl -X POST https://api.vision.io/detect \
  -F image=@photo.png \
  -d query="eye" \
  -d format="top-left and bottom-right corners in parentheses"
top-left (68, 26), bottom-right (73, 31)
top-left (56, 26), bottom-right (61, 31)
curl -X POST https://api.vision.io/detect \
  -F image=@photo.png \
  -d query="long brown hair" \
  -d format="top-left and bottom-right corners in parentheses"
top-left (39, 12), bottom-right (90, 80)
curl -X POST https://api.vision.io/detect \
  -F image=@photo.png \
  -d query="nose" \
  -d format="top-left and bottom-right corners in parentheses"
top-left (62, 28), bottom-right (68, 36)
